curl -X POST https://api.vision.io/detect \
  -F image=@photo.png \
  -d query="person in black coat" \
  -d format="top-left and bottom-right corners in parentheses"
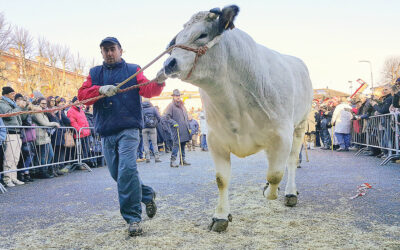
top-left (141, 99), bottom-right (161, 163)
top-left (47, 97), bottom-right (72, 174)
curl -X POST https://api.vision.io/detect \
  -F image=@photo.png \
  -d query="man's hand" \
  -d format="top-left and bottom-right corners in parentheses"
top-left (99, 85), bottom-right (118, 97)
top-left (173, 124), bottom-right (179, 128)
top-left (189, 129), bottom-right (192, 134)
top-left (155, 69), bottom-right (168, 84)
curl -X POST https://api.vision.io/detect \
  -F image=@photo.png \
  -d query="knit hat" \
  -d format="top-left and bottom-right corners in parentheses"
top-left (2, 86), bottom-right (15, 96)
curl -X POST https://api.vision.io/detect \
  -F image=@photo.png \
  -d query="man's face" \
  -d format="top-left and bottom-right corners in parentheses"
top-left (39, 100), bottom-right (47, 109)
top-left (173, 95), bottom-right (181, 102)
top-left (101, 44), bottom-right (122, 64)
top-left (5, 92), bottom-right (15, 100)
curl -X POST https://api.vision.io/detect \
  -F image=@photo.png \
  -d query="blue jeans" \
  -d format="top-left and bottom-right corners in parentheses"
top-left (171, 141), bottom-right (186, 161)
top-left (36, 143), bottom-right (54, 174)
top-left (101, 128), bottom-right (154, 223)
top-left (200, 134), bottom-right (208, 150)
top-left (335, 133), bottom-right (350, 149)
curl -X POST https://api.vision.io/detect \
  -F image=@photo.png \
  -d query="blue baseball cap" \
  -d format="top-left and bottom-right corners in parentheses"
top-left (100, 37), bottom-right (121, 48)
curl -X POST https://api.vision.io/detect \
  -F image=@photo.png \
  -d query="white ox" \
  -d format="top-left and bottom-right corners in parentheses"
top-left (160, 5), bottom-right (313, 232)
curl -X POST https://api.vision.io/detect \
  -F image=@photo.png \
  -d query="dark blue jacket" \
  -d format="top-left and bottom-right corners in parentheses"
top-left (90, 60), bottom-right (143, 136)
top-left (188, 119), bottom-right (199, 135)
top-left (142, 101), bottom-right (161, 128)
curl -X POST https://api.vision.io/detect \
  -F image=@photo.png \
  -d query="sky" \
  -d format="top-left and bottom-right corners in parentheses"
top-left (1, 0), bottom-right (399, 94)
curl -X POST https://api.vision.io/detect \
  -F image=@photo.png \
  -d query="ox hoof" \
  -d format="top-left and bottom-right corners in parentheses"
top-left (262, 183), bottom-right (280, 198)
top-left (284, 194), bottom-right (298, 207)
top-left (208, 214), bottom-right (232, 232)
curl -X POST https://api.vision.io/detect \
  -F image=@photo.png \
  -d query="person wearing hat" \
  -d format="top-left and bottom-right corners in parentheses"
top-left (77, 37), bottom-right (166, 236)
top-left (0, 87), bottom-right (25, 187)
top-left (164, 89), bottom-right (191, 167)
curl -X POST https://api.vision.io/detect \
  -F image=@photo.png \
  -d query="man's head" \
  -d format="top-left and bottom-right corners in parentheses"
top-left (2, 86), bottom-right (15, 99)
top-left (38, 97), bottom-right (47, 109)
top-left (382, 84), bottom-right (392, 95)
top-left (100, 37), bottom-right (123, 65)
top-left (172, 89), bottom-right (181, 102)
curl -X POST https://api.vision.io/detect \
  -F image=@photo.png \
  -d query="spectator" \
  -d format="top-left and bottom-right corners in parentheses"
top-left (306, 105), bottom-right (317, 149)
top-left (48, 96), bottom-right (72, 174)
top-left (332, 97), bottom-right (353, 151)
top-left (32, 97), bottom-right (60, 178)
top-left (0, 87), bottom-right (25, 187)
top-left (314, 103), bottom-right (322, 147)
top-left (0, 117), bottom-right (7, 186)
top-left (164, 89), bottom-right (191, 168)
top-left (142, 98), bottom-right (161, 163)
top-left (199, 111), bottom-right (208, 151)
top-left (320, 104), bottom-right (332, 150)
top-left (15, 94), bottom-right (35, 182)
top-left (159, 115), bottom-right (173, 153)
top-left (67, 97), bottom-right (92, 168)
top-left (187, 114), bottom-right (199, 151)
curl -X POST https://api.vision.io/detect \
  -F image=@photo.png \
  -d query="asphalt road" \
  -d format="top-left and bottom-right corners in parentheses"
top-left (0, 147), bottom-right (399, 248)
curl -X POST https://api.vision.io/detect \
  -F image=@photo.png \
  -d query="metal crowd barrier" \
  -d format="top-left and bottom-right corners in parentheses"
top-left (351, 113), bottom-right (400, 165)
top-left (0, 126), bottom-right (104, 194)
top-left (77, 127), bottom-right (104, 169)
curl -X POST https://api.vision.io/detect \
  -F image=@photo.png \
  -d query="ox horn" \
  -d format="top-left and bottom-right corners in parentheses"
top-left (208, 7), bottom-right (221, 20)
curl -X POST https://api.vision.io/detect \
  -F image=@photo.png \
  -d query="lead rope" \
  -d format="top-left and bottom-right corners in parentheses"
top-left (0, 40), bottom-right (216, 118)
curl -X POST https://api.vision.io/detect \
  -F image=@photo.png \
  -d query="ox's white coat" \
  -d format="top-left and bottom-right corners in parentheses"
top-left (164, 10), bottom-right (313, 221)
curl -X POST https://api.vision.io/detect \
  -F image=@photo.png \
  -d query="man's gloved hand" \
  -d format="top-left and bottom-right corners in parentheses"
top-left (173, 124), bottom-right (179, 128)
top-left (189, 129), bottom-right (192, 134)
top-left (155, 69), bottom-right (168, 84)
top-left (99, 85), bottom-right (118, 97)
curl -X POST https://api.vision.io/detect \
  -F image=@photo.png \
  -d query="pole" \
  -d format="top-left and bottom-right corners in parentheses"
top-left (303, 136), bottom-right (309, 162)
top-left (176, 126), bottom-right (184, 166)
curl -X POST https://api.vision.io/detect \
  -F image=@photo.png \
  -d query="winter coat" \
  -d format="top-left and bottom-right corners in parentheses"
top-left (67, 106), bottom-right (91, 138)
top-left (0, 96), bottom-right (22, 133)
top-left (48, 110), bottom-right (71, 146)
top-left (158, 115), bottom-right (172, 141)
top-left (188, 119), bottom-right (199, 135)
top-left (142, 101), bottom-right (161, 128)
top-left (332, 103), bottom-right (353, 134)
top-left (199, 112), bottom-right (208, 135)
top-left (0, 118), bottom-right (6, 142)
top-left (32, 106), bottom-right (59, 146)
top-left (306, 109), bottom-right (317, 133)
top-left (373, 94), bottom-right (393, 115)
top-left (164, 100), bottom-right (190, 142)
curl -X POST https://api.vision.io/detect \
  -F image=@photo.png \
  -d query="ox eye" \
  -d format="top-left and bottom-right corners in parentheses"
top-left (197, 33), bottom-right (208, 40)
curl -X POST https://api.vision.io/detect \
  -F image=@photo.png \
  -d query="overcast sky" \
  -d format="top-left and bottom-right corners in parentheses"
top-left (1, 0), bottom-right (399, 94)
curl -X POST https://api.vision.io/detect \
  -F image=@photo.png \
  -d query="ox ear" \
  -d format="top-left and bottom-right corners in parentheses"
top-left (218, 5), bottom-right (239, 33)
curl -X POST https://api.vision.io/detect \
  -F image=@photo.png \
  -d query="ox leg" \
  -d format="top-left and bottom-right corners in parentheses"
top-left (284, 120), bottom-right (307, 206)
top-left (264, 131), bottom-right (292, 200)
top-left (208, 134), bottom-right (232, 232)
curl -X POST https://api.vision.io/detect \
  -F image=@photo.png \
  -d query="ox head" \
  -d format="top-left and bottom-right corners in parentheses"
top-left (162, 5), bottom-right (239, 80)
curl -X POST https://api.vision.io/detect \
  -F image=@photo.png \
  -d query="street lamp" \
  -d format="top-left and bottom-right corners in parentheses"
top-left (359, 60), bottom-right (374, 89)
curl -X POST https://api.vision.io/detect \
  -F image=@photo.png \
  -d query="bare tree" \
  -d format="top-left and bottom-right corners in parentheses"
top-left (0, 13), bottom-right (13, 85)
top-left (10, 25), bottom-right (34, 93)
top-left (380, 56), bottom-right (400, 85)
top-left (57, 45), bottom-right (71, 96)
top-left (70, 52), bottom-right (86, 98)
top-left (0, 12), bottom-right (12, 51)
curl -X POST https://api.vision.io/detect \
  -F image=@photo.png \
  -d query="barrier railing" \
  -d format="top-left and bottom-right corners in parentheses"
top-left (351, 113), bottom-right (400, 165)
top-left (0, 126), bottom-right (103, 193)
top-left (77, 127), bottom-right (104, 169)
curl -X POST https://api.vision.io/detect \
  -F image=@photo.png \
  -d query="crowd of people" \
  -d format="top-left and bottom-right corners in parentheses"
top-left (0, 86), bottom-right (209, 188)
top-left (305, 78), bottom-right (400, 160)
